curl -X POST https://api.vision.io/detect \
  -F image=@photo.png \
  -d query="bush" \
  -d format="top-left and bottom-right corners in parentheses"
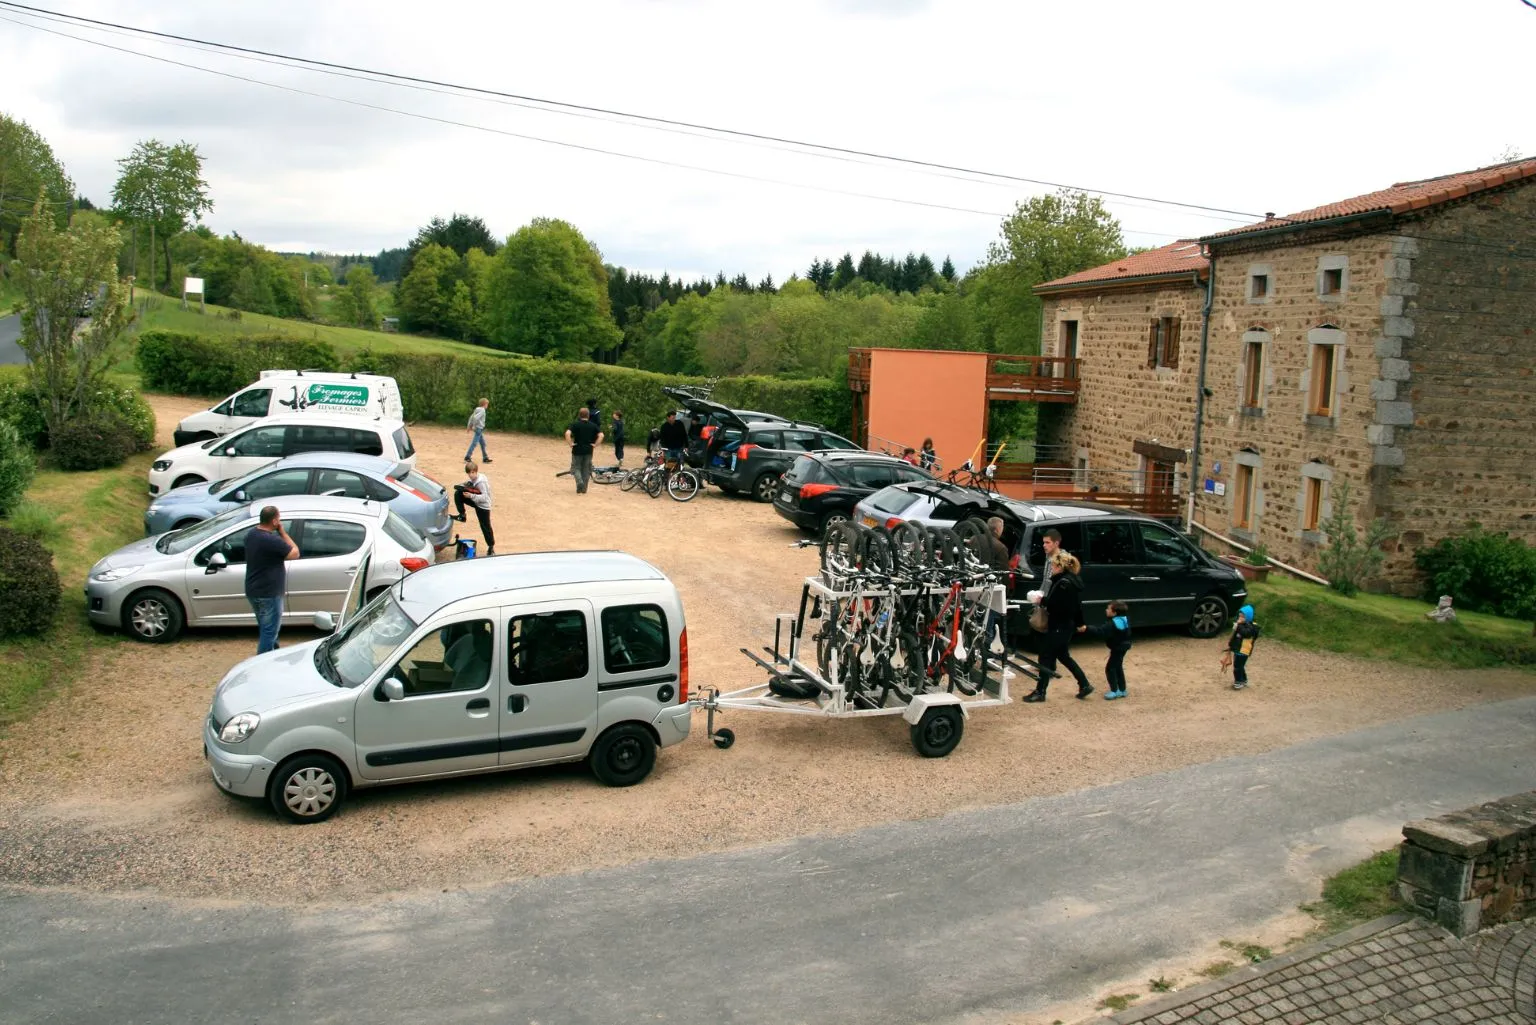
top-left (0, 373), bottom-right (49, 449)
top-left (50, 411), bottom-right (134, 470)
top-left (135, 330), bottom-right (339, 397)
top-left (0, 421), bottom-right (35, 517)
top-left (89, 384), bottom-right (157, 452)
top-left (0, 526), bottom-right (61, 638)
top-left (5, 500), bottom-right (61, 544)
top-left (1415, 525), bottom-right (1536, 621)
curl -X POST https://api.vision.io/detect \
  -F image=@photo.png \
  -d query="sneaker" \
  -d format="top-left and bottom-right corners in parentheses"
top-left (1023, 691), bottom-right (1046, 703)
top-left (483, 458), bottom-right (493, 463)
top-left (1232, 682), bottom-right (1247, 690)
top-left (1104, 690), bottom-right (1123, 700)
top-left (452, 514), bottom-right (466, 523)
top-left (1076, 684), bottom-right (1095, 700)
top-left (485, 549), bottom-right (496, 557)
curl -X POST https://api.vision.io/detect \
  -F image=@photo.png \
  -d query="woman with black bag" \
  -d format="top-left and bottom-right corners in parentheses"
top-left (1023, 551), bottom-right (1093, 703)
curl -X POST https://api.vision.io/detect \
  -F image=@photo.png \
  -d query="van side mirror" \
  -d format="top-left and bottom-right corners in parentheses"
top-left (311, 611), bottom-right (335, 632)
top-left (379, 678), bottom-right (405, 702)
top-left (205, 552), bottom-right (227, 574)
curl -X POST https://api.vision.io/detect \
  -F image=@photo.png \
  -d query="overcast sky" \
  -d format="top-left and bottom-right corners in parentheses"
top-left (2, 0), bottom-right (1532, 282)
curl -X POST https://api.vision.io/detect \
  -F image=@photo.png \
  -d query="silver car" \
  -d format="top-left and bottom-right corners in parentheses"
top-left (87, 495), bottom-right (434, 643)
top-left (143, 452), bottom-right (452, 549)
top-left (203, 550), bottom-right (694, 823)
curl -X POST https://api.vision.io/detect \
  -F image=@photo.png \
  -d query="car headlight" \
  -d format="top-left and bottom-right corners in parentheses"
top-left (152, 460), bottom-right (172, 471)
top-left (219, 712), bottom-right (260, 744)
top-left (89, 564), bottom-right (143, 582)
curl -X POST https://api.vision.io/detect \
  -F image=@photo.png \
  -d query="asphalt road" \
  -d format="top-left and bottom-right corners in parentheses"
top-left (2, 696), bottom-right (1532, 1025)
top-left (0, 315), bottom-right (23, 365)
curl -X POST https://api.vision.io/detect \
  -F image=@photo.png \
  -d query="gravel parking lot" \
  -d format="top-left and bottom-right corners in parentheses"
top-left (0, 393), bottom-right (1531, 904)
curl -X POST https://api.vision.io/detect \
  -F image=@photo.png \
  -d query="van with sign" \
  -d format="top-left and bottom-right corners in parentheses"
top-left (172, 371), bottom-right (403, 446)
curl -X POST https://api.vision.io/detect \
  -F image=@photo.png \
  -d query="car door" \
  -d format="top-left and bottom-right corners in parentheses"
top-left (848, 461), bottom-right (898, 503)
top-left (313, 468), bottom-right (372, 499)
top-left (350, 615), bottom-right (500, 782)
top-left (223, 466), bottom-right (314, 504)
top-left (500, 601), bottom-right (599, 766)
top-left (1078, 519), bottom-right (1143, 620)
top-left (225, 387), bottom-right (271, 433)
top-left (1134, 521), bottom-right (1205, 627)
top-left (216, 425), bottom-right (287, 479)
top-left (188, 528), bottom-right (254, 624)
top-left (283, 518), bottom-right (368, 615)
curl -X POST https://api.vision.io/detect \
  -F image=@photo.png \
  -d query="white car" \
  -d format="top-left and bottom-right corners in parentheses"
top-left (149, 413), bottom-right (416, 495)
top-left (172, 371), bottom-right (403, 446)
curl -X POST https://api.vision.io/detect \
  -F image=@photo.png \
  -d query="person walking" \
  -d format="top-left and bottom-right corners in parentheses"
top-left (1023, 551), bottom-right (1093, 702)
top-left (919, 437), bottom-right (937, 472)
top-left (465, 398), bottom-right (491, 463)
top-left (451, 460), bottom-right (495, 555)
top-left (1079, 600), bottom-right (1133, 699)
top-left (244, 505), bottom-right (299, 654)
top-left (564, 408), bottom-right (603, 493)
top-left (611, 410), bottom-right (626, 466)
top-left (1221, 604), bottom-right (1261, 690)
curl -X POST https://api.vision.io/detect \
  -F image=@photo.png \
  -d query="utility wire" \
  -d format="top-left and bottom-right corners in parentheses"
top-left (0, 0), bottom-right (1271, 222)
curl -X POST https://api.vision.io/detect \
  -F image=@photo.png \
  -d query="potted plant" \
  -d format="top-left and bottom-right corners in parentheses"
top-left (1223, 544), bottom-right (1271, 582)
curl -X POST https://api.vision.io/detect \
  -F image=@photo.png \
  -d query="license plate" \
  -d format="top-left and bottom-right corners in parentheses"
top-left (779, 486), bottom-right (795, 502)
top-left (862, 516), bottom-right (879, 528)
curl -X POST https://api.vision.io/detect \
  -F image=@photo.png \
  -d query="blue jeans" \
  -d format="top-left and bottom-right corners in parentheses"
top-left (250, 595), bottom-right (284, 654)
top-left (465, 428), bottom-right (488, 461)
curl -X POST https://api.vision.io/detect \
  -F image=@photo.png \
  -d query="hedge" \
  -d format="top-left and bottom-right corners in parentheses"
top-left (134, 331), bottom-right (852, 437)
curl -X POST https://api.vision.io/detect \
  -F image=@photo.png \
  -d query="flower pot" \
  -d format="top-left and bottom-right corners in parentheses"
top-left (1223, 555), bottom-right (1270, 582)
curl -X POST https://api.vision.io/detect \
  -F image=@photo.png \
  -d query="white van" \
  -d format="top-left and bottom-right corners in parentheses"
top-left (149, 413), bottom-right (417, 494)
top-left (172, 371), bottom-right (403, 446)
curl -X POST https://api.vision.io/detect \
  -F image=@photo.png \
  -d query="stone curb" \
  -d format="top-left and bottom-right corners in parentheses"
top-left (1102, 912), bottom-right (1418, 1023)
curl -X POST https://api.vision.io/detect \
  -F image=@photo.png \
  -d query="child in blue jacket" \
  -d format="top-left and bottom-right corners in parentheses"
top-left (1222, 604), bottom-right (1261, 690)
top-left (1078, 600), bottom-right (1133, 700)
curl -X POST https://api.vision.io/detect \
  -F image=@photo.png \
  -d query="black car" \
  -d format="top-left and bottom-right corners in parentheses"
top-left (853, 483), bottom-right (1247, 639)
top-left (705, 421), bottom-right (863, 502)
top-left (773, 451), bottom-right (935, 535)
top-left (660, 386), bottom-right (788, 468)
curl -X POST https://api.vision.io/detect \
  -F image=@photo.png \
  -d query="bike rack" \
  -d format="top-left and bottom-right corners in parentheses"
top-left (691, 575), bottom-right (1018, 756)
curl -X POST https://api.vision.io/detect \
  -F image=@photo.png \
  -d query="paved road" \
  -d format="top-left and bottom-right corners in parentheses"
top-left (0, 314), bottom-right (23, 365)
top-left (3, 697), bottom-right (1533, 1025)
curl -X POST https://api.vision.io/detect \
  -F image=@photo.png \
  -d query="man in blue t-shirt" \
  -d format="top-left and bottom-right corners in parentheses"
top-left (245, 505), bottom-right (300, 654)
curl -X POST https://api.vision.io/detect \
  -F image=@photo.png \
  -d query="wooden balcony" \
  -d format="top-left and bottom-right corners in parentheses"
top-left (849, 348), bottom-right (872, 393)
top-left (985, 355), bottom-right (1079, 403)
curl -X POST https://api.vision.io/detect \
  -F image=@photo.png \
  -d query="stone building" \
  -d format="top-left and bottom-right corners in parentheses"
top-left (1036, 158), bottom-right (1536, 591)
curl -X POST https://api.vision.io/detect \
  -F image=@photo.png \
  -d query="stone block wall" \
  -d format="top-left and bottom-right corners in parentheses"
top-left (1038, 282), bottom-right (1204, 481)
top-left (1397, 791), bottom-right (1536, 936)
top-left (1373, 179), bottom-right (1536, 592)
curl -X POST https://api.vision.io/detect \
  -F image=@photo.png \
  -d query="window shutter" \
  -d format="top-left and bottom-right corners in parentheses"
top-left (1167, 318), bottom-right (1181, 368)
top-left (1147, 321), bottom-right (1158, 368)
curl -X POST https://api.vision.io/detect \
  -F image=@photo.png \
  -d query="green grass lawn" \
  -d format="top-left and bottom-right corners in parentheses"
top-left (1248, 573), bottom-right (1536, 671)
top-left (0, 453), bottom-right (151, 733)
top-left (1301, 849), bottom-right (1402, 935)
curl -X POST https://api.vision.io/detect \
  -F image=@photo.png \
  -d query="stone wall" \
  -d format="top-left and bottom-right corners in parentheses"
top-left (1397, 791), bottom-right (1536, 937)
top-left (1038, 282), bottom-right (1204, 485)
top-left (1373, 180), bottom-right (1536, 591)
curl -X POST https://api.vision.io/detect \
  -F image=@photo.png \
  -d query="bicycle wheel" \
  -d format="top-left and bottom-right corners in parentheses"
top-left (667, 468), bottom-right (701, 502)
top-left (948, 599), bottom-right (994, 696)
top-left (884, 629), bottom-right (925, 704)
top-left (643, 469), bottom-right (665, 498)
top-left (928, 526), bottom-right (965, 574)
top-left (819, 521), bottom-right (866, 579)
top-left (619, 469), bottom-right (642, 492)
top-left (592, 466), bottom-right (626, 485)
top-left (861, 526), bottom-right (896, 575)
top-left (891, 520), bottom-right (930, 574)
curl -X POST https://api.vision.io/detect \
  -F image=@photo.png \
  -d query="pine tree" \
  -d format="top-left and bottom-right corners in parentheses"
top-left (940, 255), bottom-right (956, 281)
top-left (830, 253), bottom-right (856, 290)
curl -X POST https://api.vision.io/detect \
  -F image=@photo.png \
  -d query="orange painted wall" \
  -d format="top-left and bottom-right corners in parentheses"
top-left (866, 348), bottom-right (989, 474)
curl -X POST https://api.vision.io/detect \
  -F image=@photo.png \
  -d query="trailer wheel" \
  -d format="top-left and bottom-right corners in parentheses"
top-left (712, 728), bottom-right (735, 750)
top-left (910, 705), bottom-right (964, 758)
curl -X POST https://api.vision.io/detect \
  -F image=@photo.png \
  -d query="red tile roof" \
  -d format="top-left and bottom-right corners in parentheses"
top-left (1034, 240), bottom-right (1208, 293)
top-left (1204, 158), bottom-right (1536, 242)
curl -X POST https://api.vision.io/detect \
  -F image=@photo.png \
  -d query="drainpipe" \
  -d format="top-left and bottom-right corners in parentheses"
top-left (1186, 254), bottom-right (1214, 532)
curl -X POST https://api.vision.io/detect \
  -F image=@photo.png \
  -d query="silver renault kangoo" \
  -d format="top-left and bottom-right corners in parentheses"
top-left (203, 550), bottom-right (694, 822)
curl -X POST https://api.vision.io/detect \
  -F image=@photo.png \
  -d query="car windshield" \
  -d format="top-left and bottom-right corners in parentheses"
top-left (325, 595), bottom-right (417, 688)
top-left (155, 505), bottom-right (251, 553)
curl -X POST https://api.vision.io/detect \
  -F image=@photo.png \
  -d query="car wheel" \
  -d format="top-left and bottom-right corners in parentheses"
top-left (1189, 595), bottom-right (1229, 638)
top-left (752, 473), bottom-right (779, 503)
top-left (819, 511), bottom-right (850, 537)
top-left (910, 705), bottom-right (964, 758)
top-left (172, 474), bottom-right (206, 489)
top-left (268, 753), bottom-right (348, 824)
top-left (123, 588), bottom-right (184, 643)
top-left (588, 723), bottom-right (657, 787)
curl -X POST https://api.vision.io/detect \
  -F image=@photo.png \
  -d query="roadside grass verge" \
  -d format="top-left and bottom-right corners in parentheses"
top-left (1300, 849), bottom-right (1402, 936)
top-left (1248, 573), bottom-right (1536, 671)
top-left (0, 454), bottom-right (150, 733)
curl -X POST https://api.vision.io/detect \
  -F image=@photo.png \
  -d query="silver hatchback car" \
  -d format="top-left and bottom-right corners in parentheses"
top-left (203, 551), bottom-right (694, 822)
top-left (87, 495), bottom-right (434, 643)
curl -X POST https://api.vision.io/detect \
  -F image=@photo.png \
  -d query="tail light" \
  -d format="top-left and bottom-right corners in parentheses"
top-left (400, 557), bottom-right (430, 573)
top-left (387, 476), bottom-right (432, 502)
top-left (678, 628), bottom-right (689, 704)
top-left (799, 483), bottom-right (837, 499)
top-left (885, 517), bottom-right (903, 530)
top-left (736, 444), bottom-right (757, 461)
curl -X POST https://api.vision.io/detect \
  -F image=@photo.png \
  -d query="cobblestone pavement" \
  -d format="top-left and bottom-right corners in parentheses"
top-left (1107, 914), bottom-right (1534, 1024)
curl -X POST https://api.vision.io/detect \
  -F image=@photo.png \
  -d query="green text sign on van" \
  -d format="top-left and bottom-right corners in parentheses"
top-left (307, 383), bottom-right (369, 408)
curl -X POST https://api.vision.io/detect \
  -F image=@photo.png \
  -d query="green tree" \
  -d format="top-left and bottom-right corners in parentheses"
top-left (402, 213), bottom-right (499, 279)
top-left (480, 218), bottom-right (620, 359)
top-left (0, 114), bottom-right (73, 256)
top-left (111, 139), bottom-right (212, 292)
top-left (13, 198), bottom-right (132, 438)
top-left (396, 242), bottom-right (460, 335)
top-left (445, 280), bottom-right (475, 340)
top-left (332, 264), bottom-right (380, 329)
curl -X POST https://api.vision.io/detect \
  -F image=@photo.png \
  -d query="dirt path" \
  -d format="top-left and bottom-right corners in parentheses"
top-left (0, 394), bottom-right (1529, 904)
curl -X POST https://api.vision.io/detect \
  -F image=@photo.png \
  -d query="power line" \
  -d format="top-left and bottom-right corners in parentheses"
top-left (0, 0), bottom-right (1271, 222)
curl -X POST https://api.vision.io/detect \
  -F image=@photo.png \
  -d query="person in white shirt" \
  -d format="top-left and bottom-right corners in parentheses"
top-left (465, 398), bottom-right (491, 463)
top-left (451, 460), bottom-right (495, 556)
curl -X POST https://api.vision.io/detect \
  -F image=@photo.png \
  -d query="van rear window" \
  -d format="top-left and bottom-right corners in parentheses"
top-left (601, 604), bottom-right (669, 676)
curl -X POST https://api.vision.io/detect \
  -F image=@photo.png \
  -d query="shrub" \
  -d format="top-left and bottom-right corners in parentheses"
top-left (89, 384), bottom-right (157, 452)
top-left (0, 526), bottom-right (61, 638)
top-left (0, 422), bottom-right (35, 517)
top-left (50, 410), bottom-right (134, 470)
top-left (1415, 525), bottom-right (1536, 621)
top-left (5, 500), bottom-right (61, 544)
top-left (135, 330), bottom-right (339, 397)
top-left (0, 373), bottom-right (49, 449)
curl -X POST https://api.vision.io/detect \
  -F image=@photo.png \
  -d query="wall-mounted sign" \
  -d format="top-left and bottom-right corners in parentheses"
top-left (1211, 460), bottom-right (1223, 474)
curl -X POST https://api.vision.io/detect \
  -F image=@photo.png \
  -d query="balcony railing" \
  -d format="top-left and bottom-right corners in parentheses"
top-left (986, 355), bottom-right (1079, 403)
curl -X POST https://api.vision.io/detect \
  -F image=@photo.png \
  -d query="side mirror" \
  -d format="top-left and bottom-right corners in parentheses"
top-left (311, 610), bottom-right (335, 632)
top-left (223, 447), bottom-right (237, 457)
top-left (379, 678), bottom-right (405, 702)
top-left (230, 489), bottom-right (248, 503)
top-left (205, 552), bottom-right (227, 574)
